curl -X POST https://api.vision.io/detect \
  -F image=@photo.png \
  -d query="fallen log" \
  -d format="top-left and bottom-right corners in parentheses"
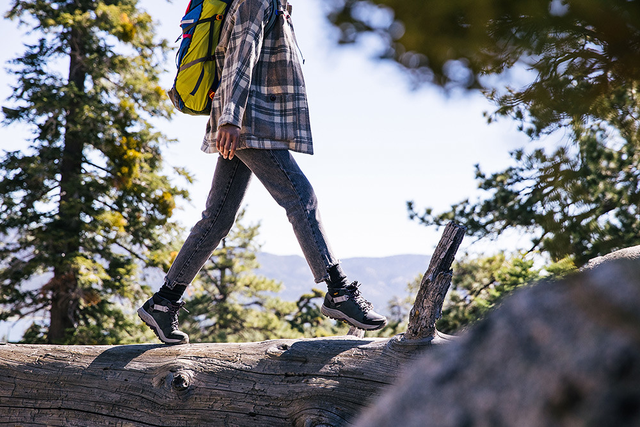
top-left (0, 223), bottom-right (465, 426)
top-left (0, 336), bottom-right (448, 426)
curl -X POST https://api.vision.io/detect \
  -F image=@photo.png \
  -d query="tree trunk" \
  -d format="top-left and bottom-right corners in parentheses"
top-left (48, 25), bottom-right (88, 343)
top-left (0, 224), bottom-right (465, 425)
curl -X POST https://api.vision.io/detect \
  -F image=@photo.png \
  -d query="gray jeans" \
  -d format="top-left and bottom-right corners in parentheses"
top-left (164, 148), bottom-right (339, 289)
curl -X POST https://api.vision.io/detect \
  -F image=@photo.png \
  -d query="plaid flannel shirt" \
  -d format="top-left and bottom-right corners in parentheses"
top-left (202, 0), bottom-right (313, 155)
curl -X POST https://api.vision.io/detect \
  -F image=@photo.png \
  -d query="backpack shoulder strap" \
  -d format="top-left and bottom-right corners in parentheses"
top-left (264, 0), bottom-right (279, 35)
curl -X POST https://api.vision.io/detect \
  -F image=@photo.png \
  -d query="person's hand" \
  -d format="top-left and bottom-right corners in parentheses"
top-left (216, 124), bottom-right (241, 160)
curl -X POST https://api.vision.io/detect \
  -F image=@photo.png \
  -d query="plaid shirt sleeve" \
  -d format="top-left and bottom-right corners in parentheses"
top-left (215, 0), bottom-right (267, 128)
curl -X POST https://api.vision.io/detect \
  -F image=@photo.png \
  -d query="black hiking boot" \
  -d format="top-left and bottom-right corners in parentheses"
top-left (321, 281), bottom-right (388, 330)
top-left (137, 294), bottom-right (189, 344)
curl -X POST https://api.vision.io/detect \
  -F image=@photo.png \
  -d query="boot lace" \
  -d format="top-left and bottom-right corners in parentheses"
top-left (345, 281), bottom-right (373, 313)
top-left (168, 301), bottom-right (189, 330)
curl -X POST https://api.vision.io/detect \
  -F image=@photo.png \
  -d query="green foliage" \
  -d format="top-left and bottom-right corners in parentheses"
top-left (385, 253), bottom-right (576, 335)
top-left (329, 0), bottom-right (640, 134)
top-left (437, 253), bottom-right (540, 333)
top-left (288, 288), bottom-right (348, 337)
top-left (439, 252), bottom-right (576, 333)
top-left (410, 101), bottom-right (640, 266)
top-left (1, 0), bottom-right (189, 343)
top-left (62, 300), bottom-right (157, 345)
top-left (19, 323), bottom-right (48, 344)
top-left (336, 0), bottom-right (640, 263)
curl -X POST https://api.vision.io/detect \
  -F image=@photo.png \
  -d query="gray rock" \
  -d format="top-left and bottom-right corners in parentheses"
top-left (581, 245), bottom-right (640, 271)
top-left (355, 259), bottom-right (640, 427)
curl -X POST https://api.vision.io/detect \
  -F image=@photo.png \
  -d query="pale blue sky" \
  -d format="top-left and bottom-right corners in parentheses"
top-left (0, 0), bottom-right (536, 258)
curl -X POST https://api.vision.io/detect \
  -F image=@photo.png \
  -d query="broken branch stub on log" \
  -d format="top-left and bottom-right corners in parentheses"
top-left (347, 326), bottom-right (366, 338)
top-left (405, 221), bottom-right (466, 340)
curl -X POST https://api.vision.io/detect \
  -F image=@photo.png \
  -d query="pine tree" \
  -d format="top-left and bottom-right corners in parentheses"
top-left (288, 288), bottom-right (347, 337)
top-left (0, 0), bottom-right (190, 343)
top-left (181, 211), bottom-right (301, 343)
top-left (437, 254), bottom-right (542, 334)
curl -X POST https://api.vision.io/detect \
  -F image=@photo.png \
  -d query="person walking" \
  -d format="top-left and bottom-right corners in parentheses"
top-left (138, 0), bottom-right (387, 344)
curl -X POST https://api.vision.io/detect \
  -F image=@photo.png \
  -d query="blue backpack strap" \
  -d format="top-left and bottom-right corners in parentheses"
top-left (264, 0), bottom-right (279, 35)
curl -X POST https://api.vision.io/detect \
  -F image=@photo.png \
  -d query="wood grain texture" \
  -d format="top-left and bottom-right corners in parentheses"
top-left (406, 222), bottom-right (466, 340)
top-left (0, 336), bottom-right (443, 426)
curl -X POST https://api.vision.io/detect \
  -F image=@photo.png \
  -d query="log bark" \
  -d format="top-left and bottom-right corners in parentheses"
top-left (405, 222), bottom-right (466, 340)
top-left (0, 224), bottom-right (466, 426)
top-left (0, 336), bottom-right (449, 426)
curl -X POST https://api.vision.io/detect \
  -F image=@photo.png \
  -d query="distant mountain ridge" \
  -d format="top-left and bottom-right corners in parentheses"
top-left (255, 252), bottom-right (430, 314)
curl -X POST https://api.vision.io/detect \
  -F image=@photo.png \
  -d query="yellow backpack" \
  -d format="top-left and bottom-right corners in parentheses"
top-left (168, 0), bottom-right (278, 116)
